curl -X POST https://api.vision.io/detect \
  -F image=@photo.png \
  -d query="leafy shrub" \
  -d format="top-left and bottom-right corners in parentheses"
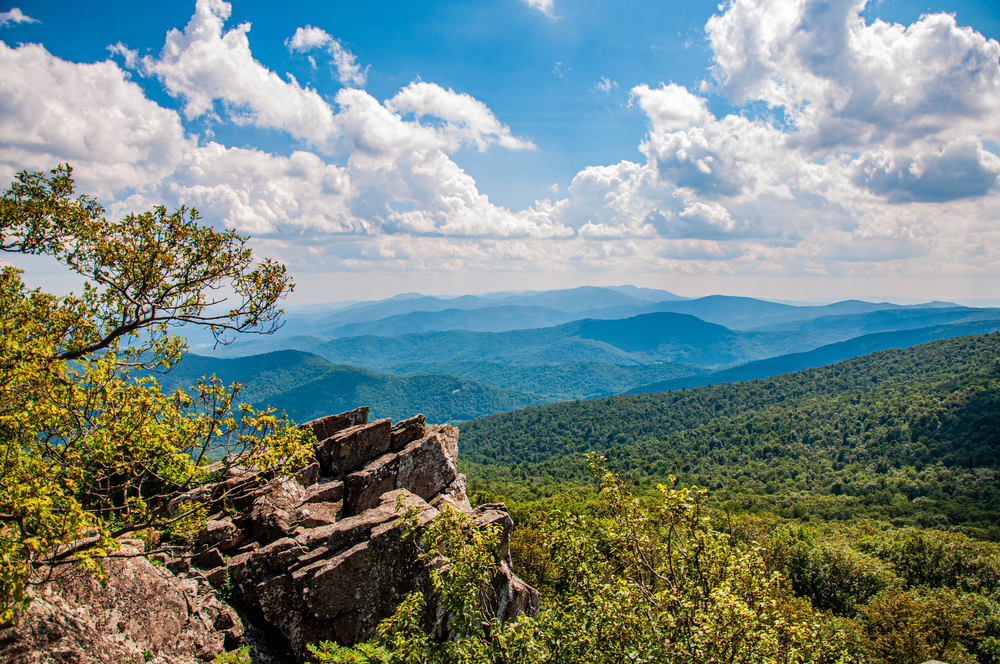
top-left (781, 537), bottom-right (898, 615)
top-left (861, 529), bottom-right (1000, 596)
top-left (859, 587), bottom-right (980, 664)
top-left (316, 460), bottom-right (847, 663)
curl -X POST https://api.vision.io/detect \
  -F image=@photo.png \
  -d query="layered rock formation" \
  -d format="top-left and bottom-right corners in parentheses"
top-left (1, 407), bottom-right (539, 664)
top-left (214, 407), bottom-right (539, 661)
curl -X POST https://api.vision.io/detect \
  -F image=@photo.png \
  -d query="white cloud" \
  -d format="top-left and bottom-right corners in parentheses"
top-left (0, 41), bottom-right (190, 196)
top-left (638, 113), bottom-right (798, 201)
top-left (521, 0), bottom-right (556, 20)
top-left (594, 77), bottom-right (618, 93)
top-left (385, 82), bottom-right (535, 152)
top-left (631, 83), bottom-right (709, 132)
top-left (677, 201), bottom-right (736, 233)
top-left (162, 143), bottom-right (359, 236)
top-left (0, 8), bottom-right (37, 27)
top-left (286, 25), bottom-right (367, 87)
top-left (704, 0), bottom-right (1000, 152)
top-left (107, 42), bottom-right (139, 69)
top-left (851, 138), bottom-right (1000, 203)
top-left (286, 25), bottom-right (331, 52)
top-left (136, 0), bottom-right (339, 146)
top-left (0, 4), bottom-right (559, 246)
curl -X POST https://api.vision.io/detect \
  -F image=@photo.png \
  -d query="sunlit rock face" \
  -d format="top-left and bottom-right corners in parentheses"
top-left (206, 407), bottom-right (538, 663)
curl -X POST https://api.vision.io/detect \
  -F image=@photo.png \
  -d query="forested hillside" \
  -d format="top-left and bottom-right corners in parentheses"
top-left (152, 350), bottom-right (549, 423)
top-left (629, 318), bottom-right (1000, 393)
top-left (459, 332), bottom-right (1000, 532)
top-left (392, 359), bottom-right (707, 400)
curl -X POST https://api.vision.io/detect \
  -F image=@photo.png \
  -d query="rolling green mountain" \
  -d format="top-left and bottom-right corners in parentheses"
top-left (150, 350), bottom-right (550, 423)
top-left (207, 305), bottom-right (1000, 377)
top-left (390, 360), bottom-right (708, 401)
top-left (180, 288), bottom-right (987, 354)
top-left (211, 312), bottom-right (820, 369)
top-left (627, 318), bottom-right (1000, 394)
top-left (458, 332), bottom-right (1000, 530)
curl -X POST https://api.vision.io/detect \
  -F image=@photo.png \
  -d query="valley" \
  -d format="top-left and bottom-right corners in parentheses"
top-left (173, 287), bottom-right (1000, 411)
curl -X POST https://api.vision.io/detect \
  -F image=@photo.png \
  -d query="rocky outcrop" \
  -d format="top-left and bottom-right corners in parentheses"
top-left (3, 407), bottom-right (539, 664)
top-left (0, 541), bottom-right (241, 664)
top-left (206, 408), bottom-right (539, 662)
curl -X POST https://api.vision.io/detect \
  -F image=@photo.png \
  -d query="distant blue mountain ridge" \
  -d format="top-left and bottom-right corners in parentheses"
top-left (184, 287), bottom-right (968, 349)
top-left (166, 288), bottom-right (1000, 419)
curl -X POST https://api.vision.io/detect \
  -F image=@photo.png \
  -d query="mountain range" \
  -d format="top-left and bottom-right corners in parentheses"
top-left (186, 286), bottom-right (969, 348)
top-left (161, 288), bottom-right (1000, 421)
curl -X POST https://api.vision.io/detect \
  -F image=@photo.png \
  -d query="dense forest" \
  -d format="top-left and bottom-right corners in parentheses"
top-left (459, 332), bottom-right (1000, 534)
top-left (391, 358), bottom-right (705, 400)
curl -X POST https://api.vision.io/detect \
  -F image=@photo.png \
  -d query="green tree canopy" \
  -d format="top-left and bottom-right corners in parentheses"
top-left (0, 166), bottom-right (312, 624)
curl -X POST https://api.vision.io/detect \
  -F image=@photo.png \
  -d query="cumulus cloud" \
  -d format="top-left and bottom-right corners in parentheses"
top-left (3, 0), bottom-right (1000, 286)
top-left (385, 82), bottom-right (535, 152)
top-left (558, 160), bottom-right (662, 233)
top-left (704, 0), bottom-right (1000, 152)
top-left (631, 83), bottom-right (709, 132)
top-left (677, 202), bottom-right (736, 234)
top-left (134, 0), bottom-right (339, 147)
top-left (286, 25), bottom-right (367, 87)
top-left (107, 42), bottom-right (139, 68)
top-left (0, 2), bottom-right (559, 246)
top-left (851, 138), bottom-right (1000, 203)
top-left (0, 8), bottom-right (37, 27)
top-left (285, 25), bottom-right (330, 51)
top-left (598, 0), bottom-right (1000, 268)
top-left (162, 143), bottom-right (360, 236)
top-left (0, 41), bottom-right (190, 195)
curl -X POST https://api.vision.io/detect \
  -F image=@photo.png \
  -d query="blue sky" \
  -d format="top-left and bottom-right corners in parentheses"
top-left (1, 0), bottom-right (999, 303)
